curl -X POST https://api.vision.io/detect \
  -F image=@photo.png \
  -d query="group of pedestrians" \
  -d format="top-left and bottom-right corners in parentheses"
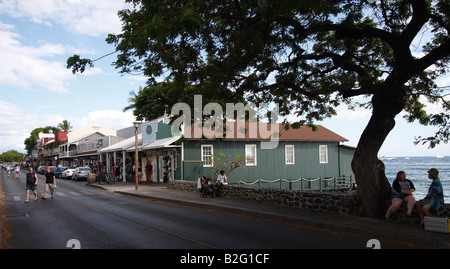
top-left (4, 164), bottom-right (20, 179)
top-left (23, 167), bottom-right (56, 203)
top-left (385, 168), bottom-right (445, 225)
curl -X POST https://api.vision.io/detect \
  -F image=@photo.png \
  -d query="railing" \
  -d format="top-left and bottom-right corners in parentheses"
top-left (59, 150), bottom-right (78, 158)
top-left (236, 176), bottom-right (354, 191)
top-left (42, 147), bottom-right (60, 157)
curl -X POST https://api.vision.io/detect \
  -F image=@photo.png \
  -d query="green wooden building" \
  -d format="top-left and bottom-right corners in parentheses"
top-left (137, 120), bottom-right (355, 190)
top-left (181, 123), bottom-right (355, 190)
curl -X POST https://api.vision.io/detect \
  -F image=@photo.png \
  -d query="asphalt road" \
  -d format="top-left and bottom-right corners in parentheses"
top-left (1, 169), bottom-right (406, 250)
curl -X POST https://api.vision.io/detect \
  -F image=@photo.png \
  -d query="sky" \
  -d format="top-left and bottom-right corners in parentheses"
top-left (0, 0), bottom-right (449, 157)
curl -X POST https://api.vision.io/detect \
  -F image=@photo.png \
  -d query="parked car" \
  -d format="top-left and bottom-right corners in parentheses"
top-left (37, 165), bottom-right (47, 174)
top-left (39, 166), bottom-right (56, 174)
top-left (62, 167), bottom-right (76, 179)
top-left (72, 167), bottom-right (91, 181)
top-left (52, 167), bottom-right (67, 178)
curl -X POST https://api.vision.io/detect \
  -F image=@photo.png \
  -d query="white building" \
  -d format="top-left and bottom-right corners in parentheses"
top-left (59, 125), bottom-right (119, 167)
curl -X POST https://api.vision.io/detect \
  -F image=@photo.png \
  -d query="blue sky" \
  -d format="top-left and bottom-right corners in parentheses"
top-left (0, 0), bottom-right (449, 157)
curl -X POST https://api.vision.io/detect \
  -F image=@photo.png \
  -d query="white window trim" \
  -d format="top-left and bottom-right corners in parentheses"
top-left (245, 144), bottom-right (257, 166)
top-left (319, 145), bottom-right (328, 164)
top-left (285, 145), bottom-right (295, 165)
top-left (201, 144), bottom-right (213, 167)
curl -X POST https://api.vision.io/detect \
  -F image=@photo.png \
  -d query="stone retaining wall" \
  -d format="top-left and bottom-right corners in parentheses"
top-left (168, 180), bottom-right (450, 224)
top-left (385, 200), bottom-right (450, 225)
top-left (167, 180), bottom-right (362, 215)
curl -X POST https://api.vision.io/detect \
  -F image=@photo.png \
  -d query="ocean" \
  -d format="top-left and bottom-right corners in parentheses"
top-left (383, 156), bottom-right (449, 201)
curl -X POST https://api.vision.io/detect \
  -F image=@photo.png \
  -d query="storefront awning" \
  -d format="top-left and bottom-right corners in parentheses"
top-left (99, 134), bottom-right (181, 153)
top-left (100, 134), bottom-right (142, 153)
top-left (140, 135), bottom-right (182, 151)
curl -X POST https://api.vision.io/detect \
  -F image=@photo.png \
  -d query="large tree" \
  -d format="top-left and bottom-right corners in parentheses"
top-left (0, 150), bottom-right (24, 163)
top-left (68, 0), bottom-right (450, 218)
top-left (24, 126), bottom-right (60, 156)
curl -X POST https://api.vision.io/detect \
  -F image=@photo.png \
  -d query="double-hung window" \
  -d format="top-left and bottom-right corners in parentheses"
top-left (245, 144), bottom-right (257, 166)
top-left (285, 145), bottom-right (295, 165)
top-left (319, 145), bottom-right (328, 164)
top-left (201, 145), bottom-right (213, 167)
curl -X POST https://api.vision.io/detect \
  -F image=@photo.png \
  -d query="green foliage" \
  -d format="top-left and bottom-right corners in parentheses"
top-left (122, 81), bottom-right (247, 122)
top-left (58, 120), bottom-right (73, 132)
top-left (24, 126), bottom-right (60, 155)
top-left (0, 150), bottom-right (24, 163)
top-left (68, 0), bottom-right (450, 148)
top-left (66, 55), bottom-right (93, 74)
top-left (211, 153), bottom-right (246, 180)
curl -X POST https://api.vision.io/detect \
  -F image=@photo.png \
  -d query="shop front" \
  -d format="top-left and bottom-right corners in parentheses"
top-left (157, 149), bottom-right (176, 182)
top-left (142, 136), bottom-right (182, 182)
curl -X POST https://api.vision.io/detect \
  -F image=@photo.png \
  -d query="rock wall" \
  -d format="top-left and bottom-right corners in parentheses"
top-left (168, 180), bottom-right (362, 215)
top-left (385, 200), bottom-right (450, 225)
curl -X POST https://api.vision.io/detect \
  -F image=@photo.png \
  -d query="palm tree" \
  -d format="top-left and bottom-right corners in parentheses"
top-left (58, 120), bottom-right (73, 132)
top-left (123, 87), bottom-right (144, 113)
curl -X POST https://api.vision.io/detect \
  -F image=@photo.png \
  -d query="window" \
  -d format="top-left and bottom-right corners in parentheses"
top-left (245, 144), bottom-right (257, 166)
top-left (201, 145), bottom-right (213, 167)
top-left (285, 145), bottom-right (295, 165)
top-left (319, 145), bottom-right (328, 164)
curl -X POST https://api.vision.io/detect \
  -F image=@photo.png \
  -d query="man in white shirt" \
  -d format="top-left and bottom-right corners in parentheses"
top-left (14, 165), bottom-right (20, 179)
top-left (216, 170), bottom-right (228, 186)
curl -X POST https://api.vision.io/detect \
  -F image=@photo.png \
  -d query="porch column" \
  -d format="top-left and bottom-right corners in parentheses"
top-left (122, 150), bottom-right (126, 182)
top-left (106, 152), bottom-right (110, 173)
top-left (113, 151), bottom-right (117, 168)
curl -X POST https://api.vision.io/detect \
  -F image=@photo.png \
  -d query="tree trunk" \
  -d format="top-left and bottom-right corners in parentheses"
top-left (352, 89), bottom-right (405, 218)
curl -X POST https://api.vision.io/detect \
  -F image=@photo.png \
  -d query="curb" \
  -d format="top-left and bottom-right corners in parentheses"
top-left (112, 190), bottom-right (441, 248)
top-left (86, 183), bottom-right (449, 249)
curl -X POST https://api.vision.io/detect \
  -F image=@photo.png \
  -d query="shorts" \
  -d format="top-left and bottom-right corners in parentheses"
top-left (392, 193), bottom-right (406, 200)
top-left (420, 201), bottom-right (432, 211)
top-left (44, 183), bottom-right (54, 193)
top-left (26, 185), bottom-right (37, 191)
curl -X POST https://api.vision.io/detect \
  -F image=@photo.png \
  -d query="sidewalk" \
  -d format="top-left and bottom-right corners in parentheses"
top-left (86, 181), bottom-right (450, 249)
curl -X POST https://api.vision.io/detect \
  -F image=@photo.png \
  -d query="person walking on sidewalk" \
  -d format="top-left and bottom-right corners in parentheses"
top-left (25, 167), bottom-right (38, 203)
top-left (42, 167), bottom-right (56, 200)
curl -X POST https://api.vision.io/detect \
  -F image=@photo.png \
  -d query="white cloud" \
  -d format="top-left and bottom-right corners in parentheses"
top-left (0, 24), bottom-right (74, 93)
top-left (334, 106), bottom-right (372, 121)
top-left (69, 110), bottom-right (137, 131)
top-left (0, 0), bottom-right (127, 36)
top-left (0, 1), bottom-right (130, 94)
top-left (0, 100), bottom-right (65, 153)
top-left (0, 20), bottom-right (15, 31)
top-left (0, 101), bottom-right (136, 153)
top-left (79, 66), bottom-right (104, 76)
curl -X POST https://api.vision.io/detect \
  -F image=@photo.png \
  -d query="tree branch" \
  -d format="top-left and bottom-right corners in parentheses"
top-left (400, 0), bottom-right (429, 47)
top-left (275, 16), bottom-right (396, 49)
top-left (413, 38), bottom-right (450, 76)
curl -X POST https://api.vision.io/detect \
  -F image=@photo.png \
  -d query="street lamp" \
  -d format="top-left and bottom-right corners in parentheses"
top-left (97, 140), bottom-right (103, 173)
top-left (133, 121), bottom-right (141, 190)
